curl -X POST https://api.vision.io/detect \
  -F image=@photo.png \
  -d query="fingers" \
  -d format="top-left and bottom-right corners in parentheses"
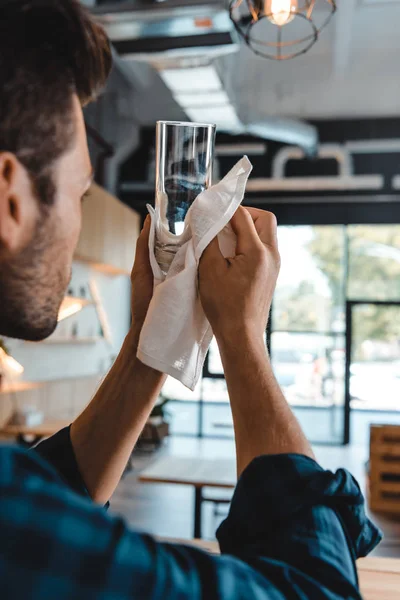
top-left (143, 214), bottom-right (151, 231)
top-left (200, 235), bottom-right (225, 272)
top-left (230, 206), bottom-right (263, 255)
top-left (137, 215), bottom-right (151, 251)
top-left (131, 216), bottom-right (151, 278)
top-left (244, 208), bottom-right (278, 250)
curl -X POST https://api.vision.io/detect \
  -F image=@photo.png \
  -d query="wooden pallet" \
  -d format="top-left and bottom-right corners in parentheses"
top-left (370, 424), bottom-right (400, 514)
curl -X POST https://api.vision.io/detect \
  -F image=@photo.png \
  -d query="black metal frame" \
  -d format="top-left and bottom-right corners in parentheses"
top-left (344, 300), bottom-right (400, 445)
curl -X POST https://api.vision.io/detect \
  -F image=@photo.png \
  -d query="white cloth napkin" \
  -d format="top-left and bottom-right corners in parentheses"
top-left (137, 156), bottom-right (253, 390)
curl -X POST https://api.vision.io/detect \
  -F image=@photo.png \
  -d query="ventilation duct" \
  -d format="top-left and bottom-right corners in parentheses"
top-left (90, 1), bottom-right (318, 154)
top-left (91, 1), bottom-right (238, 61)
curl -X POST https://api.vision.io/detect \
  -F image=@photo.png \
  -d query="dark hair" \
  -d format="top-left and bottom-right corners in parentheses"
top-left (0, 0), bottom-right (112, 205)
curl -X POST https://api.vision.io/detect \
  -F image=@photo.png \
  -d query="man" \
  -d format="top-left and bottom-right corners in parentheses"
top-left (0, 2), bottom-right (380, 599)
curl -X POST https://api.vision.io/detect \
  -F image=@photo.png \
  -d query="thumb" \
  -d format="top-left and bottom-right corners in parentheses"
top-left (132, 216), bottom-right (151, 272)
top-left (230, 206), bottom-right (262, 255)
top-left (200, 235), bottom-right (225, 272)
top-left (138, 215), bottom-right (151, 248)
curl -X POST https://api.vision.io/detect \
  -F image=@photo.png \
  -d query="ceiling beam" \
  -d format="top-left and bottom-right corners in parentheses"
top-left (333, 0), bottom-right (357, 76)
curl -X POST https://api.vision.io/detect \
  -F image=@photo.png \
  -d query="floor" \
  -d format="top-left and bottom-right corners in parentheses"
top-left (110, 436), bottom-right (400, 558)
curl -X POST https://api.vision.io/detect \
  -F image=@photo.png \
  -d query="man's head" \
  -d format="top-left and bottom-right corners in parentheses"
top-left (0, 0), bottom-right (112, 341)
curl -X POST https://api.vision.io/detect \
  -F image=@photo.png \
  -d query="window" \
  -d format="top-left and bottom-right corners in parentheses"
top-left (271, 332), bottom-right (345, 407)
top-left (351, 304), bottom-right (400, 411)
top-left (163, 222), bottom-right (400, 443)
top-left (273, 226), bottom-right (346, 334)
top-left (348, 225), bottom-right (400, 301)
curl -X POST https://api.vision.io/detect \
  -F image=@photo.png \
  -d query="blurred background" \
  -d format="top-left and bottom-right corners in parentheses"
top-left (2, 0), bottom-right (400, 555)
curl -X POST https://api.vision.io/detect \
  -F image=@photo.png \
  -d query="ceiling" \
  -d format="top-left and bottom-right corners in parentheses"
top-left (92, 1), bottom-right (400, 124)
top-left (215, 0), bottom-right (400, 121)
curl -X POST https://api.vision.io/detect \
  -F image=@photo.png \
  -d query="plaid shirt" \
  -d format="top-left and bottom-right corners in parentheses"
top-left (0, 427), bottom-right (381, 599)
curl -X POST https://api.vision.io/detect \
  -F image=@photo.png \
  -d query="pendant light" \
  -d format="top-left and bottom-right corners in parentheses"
top-left (229, 0), bottom-right (336, 61)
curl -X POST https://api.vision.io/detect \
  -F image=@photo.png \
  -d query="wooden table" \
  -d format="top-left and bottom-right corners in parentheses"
top-left (0, 419), bottom-right (70, 446)
top-left (357, 557), bottom-right (400, 600)
top-left (139, 456), bottom-right (236, 538)
top-left (163, 539), bottom-right (400, 600)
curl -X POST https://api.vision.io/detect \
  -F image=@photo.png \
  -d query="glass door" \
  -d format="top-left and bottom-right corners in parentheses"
top-left (160, 223), bottom-right (400, 443)
top-left (345, 302), bottom-right (400, 445)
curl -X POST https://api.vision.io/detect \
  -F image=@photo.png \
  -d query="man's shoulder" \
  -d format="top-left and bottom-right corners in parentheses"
top-left (0, 443), bottom-right (110, 526)
top-left (0, 447), bottom-right (132, 600)
top-left (0, 443), bottom-right (89, 515)
top-left (0, 443), bottom-right (61, 490)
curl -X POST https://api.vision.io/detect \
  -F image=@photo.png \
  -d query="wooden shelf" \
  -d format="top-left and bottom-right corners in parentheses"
top-left (74, 183), bottom-right (140, 275)
top-left (74, 254), bottom-right (131, 277)
top-left (0, 381), bottom-right (43, 395)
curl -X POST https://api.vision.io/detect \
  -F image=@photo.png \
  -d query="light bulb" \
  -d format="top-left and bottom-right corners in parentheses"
top-left (265, 0), bottom-right (297, 27)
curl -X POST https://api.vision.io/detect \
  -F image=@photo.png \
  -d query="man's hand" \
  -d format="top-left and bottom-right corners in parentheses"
top-left (130, 216), bottom-right (153, 344)
top-left (71, 219), bottom-right (168, 504)
top-left (199, 207), bottom-right (280, 345)
top-left (199, 207), bottom-right (313, 475)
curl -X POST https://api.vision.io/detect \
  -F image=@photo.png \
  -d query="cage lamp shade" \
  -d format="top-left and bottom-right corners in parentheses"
top-left (229, 0), bottom-right (336, 61)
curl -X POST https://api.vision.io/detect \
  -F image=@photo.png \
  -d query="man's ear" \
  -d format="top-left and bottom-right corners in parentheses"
top-left (0, 152), bottom-right (39, 254)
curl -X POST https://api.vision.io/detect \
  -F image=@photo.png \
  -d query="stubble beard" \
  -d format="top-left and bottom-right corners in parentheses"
top-left (0, 216), bottom-right (69, 341)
